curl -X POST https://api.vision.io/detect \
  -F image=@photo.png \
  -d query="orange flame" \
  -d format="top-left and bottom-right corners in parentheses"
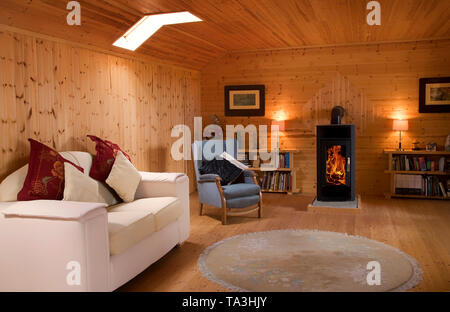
top-left (326, 145), bottom-right (346, 185)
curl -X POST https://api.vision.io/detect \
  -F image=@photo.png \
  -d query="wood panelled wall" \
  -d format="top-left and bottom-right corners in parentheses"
top-left (202, 40), bottom-right (450, 196)
top-left (0, 28), bottom-right (201, 191)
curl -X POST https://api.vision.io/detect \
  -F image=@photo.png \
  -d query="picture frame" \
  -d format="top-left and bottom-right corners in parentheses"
top-left (419, 77), bottom-right (450, 113)
top-left (225, 85), bottom-right (265, 116)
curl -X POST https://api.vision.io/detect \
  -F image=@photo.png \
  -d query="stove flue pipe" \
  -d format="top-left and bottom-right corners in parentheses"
top-left (331, 106), bottom-right (345, 125)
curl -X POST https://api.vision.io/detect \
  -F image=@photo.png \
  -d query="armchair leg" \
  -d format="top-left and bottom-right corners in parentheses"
top-left (258, 191), bottom-right (263, 218)
top-left (252, 174), bottom-right (263, 219)
top-left (222, 206), bottom-right (227, 225)
top-left (200, 203), bottom-right (204, 216)
top-left (216, 177), bottom-right (228, 225)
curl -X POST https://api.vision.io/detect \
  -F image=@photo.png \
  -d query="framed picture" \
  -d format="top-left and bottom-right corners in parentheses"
top-left (419, 77), bottom-right (450, 113)
top-left (225, 85), bottom-right (265, 116)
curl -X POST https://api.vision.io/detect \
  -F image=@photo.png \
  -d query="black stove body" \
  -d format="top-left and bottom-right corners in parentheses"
top-left (316, 125), bottom-right (355, 202)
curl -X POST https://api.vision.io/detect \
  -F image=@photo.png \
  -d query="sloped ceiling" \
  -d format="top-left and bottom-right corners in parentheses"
top-left (1, 0), bottom-right (449, 69)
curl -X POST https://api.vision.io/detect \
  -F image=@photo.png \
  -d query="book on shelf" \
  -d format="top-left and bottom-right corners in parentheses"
top-left (419, 157), bottom-right (427, 171)
top-left (414, 158), bottom-right (420, 171)
top-left (260, 171), bottom-right (292, 192)
top-left (394, 174), bottom-right (447, 197)
top-left (439, 157), bottom-right (445, 172)
top-left (277, 152), bottom-right (290, 169)
top-left (394, 174), bottom-right (422, 195)
top-left (438, 182), bottom-right (448, 198)
top-left (391, 155), bottom-right (448, 172)
top-left (259, 151), bottom-right (291, 169)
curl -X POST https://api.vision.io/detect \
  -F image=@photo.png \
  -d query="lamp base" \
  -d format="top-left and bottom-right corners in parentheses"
top-left (397, 131), bottom-right (404, 151)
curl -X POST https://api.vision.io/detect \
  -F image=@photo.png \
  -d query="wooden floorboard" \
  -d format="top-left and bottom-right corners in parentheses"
top-left (118, 193), bottom-right (450, 292)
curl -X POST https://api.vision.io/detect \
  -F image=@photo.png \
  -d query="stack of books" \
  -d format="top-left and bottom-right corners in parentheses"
top-left (395, 174), bottom-right (448, 197)
top-left (278, 152), bottom-right (290, 168)
top-left (260, 172), bottom-right (292, 192)
top-left (392, 156), bottom-right (447, 172)
top-left (259, 152), bottom-right (290, 169)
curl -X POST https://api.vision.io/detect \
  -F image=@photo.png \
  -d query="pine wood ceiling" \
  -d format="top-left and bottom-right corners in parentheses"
top-left (1, 0), bottom-right (449, 69)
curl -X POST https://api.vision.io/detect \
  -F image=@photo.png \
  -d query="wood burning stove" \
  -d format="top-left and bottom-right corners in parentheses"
top-left (316, 125), bottom-right (355, 201)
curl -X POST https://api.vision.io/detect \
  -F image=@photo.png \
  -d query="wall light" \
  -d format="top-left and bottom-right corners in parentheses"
top-left (272, 110), bottom-right (288, 122)
top-left (272, 120), bottom-right (286, 132)
top-left (113, 12), bottom-right (202, 51)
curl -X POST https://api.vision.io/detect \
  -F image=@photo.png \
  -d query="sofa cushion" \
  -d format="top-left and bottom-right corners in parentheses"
top-left (226, 195), bottom-right (261, 209)
top-left (107, 197), bottom-right (182, 255)
top-left (63, 162), bottom-right (119, 206)
top-left (0, 165), bottom-right (28, 202)
top-left (108, 210), bottom-right (156, 256)
top-left (106, 152), bottom-right (141, 203)
top-left (88, 135), bottom-right (131, 182)
top-left (18, 139), bottom-right (84, 201)
top-left (59, 151), bottom-right (93, 174)
top-left (222, 183), bottom-right (261, 199)
top-left (0, 152), bottom-right (94, 203)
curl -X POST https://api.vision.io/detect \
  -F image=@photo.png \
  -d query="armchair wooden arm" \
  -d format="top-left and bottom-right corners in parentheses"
top-left (214, 175), bottom-right (262, 225)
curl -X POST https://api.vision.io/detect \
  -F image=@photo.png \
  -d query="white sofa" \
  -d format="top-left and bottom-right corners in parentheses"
top-left (0, 152), bottom-right (190, 291)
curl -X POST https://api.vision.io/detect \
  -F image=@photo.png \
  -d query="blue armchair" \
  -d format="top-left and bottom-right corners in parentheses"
top-left (192, 139), bottom-right (262, 225)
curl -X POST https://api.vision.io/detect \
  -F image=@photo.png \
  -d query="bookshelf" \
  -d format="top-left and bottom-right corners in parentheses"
top-left (384, 150), bottom-right (450, 200)
top-left (239, 149), bottom-right (300, 194)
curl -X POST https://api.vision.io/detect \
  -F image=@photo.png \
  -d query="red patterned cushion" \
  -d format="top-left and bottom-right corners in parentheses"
top-left (17, 139), bottom-right (84, 201)
top-left (87, 135), bottom-right (132, 182)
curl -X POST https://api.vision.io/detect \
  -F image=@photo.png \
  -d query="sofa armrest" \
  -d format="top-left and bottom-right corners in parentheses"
top-left (0, 201), bottom-right (110, 291)
top-left (135, 172), bottom-right (188, 199)
top-left (135, 172), bottom-right (190, 243)
top-left (2, 200), bottom-right (107, 221)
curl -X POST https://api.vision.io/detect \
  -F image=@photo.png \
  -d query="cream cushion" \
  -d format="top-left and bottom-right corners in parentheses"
top-left (63, 162), bottom-right (99, 203)
top-left (0, 165), bottom-right (28, 202)
top-left (107, 197), bottom-right (182, 255)
top-left (63, 163), bottom-right (119, 206)
top-left (0, 151), bottom-right (93, 202)
top-left (59, 151), bottom-right (93, 173)
top-left (106, 152), bottom-right (141, 203)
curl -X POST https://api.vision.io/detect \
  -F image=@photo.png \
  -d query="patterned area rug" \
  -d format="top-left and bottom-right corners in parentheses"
top-left (198, 230), bottom-right (422, 292)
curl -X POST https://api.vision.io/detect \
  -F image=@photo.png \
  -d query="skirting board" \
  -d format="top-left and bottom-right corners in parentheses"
top-left (307, 195), bottom-right (362, 213)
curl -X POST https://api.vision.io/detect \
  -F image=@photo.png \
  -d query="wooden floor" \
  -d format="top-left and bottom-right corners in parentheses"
top-left (119, 193), bottom-right (450, 292)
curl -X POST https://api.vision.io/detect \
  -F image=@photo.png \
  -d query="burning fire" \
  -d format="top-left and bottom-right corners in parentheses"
top-left (326, 145), bottom-right (346, 185)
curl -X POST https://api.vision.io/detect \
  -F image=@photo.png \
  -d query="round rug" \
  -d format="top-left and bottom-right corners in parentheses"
top-left (198, 230), bottom-right (422, 292)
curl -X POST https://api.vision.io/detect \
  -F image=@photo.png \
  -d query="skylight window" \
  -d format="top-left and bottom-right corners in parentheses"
top-left (113, 12), bottom-right (202, 51)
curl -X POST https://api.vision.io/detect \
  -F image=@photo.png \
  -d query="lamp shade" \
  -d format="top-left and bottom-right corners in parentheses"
top-left (393, 119), bottom-right (408, 131)
top-left (272, 120), bottom-right (285, 131)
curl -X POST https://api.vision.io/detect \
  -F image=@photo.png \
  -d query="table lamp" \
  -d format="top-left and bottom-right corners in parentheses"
top-left (393, 119), bottom-right (408, 151)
